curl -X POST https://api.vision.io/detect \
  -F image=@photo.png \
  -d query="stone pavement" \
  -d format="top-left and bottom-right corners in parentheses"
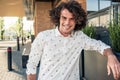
top-left (0, 40), bottom-right (31, 80)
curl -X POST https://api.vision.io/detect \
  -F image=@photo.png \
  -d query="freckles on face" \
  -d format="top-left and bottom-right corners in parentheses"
top-left (59, 9), bottom-right (76, 36)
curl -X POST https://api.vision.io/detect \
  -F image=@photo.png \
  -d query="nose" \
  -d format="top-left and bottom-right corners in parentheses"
top-left (64, 19), bottom-right (70, 25)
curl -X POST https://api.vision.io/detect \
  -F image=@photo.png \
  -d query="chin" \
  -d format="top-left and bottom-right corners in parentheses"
top-left (64, 31), bottom-right (71, 34)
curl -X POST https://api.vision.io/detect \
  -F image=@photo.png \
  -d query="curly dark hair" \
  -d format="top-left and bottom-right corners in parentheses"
top-left (49, 0), bottom-right (87, 31)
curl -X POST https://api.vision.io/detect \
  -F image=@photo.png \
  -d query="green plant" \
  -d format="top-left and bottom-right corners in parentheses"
top-left (82, 25), bottom-right (96, 38)
top-left (9, 17), bottom-right (23, 37)
top-left (108, 15), bottom-right (120, 52)
top-left (0, 17), bottom-right (5, 40)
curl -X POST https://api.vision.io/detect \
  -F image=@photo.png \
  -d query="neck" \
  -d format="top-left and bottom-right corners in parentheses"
top-left (60, 32), bottom-right (70, 37)
top-left (59, 29), bottom-right (71, 37)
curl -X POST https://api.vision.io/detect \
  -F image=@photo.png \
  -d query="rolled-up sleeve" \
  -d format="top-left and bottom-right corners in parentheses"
top-left (26, 33), bottom-right (44, 75)
top-left (82, 33), bottom-right (111, 54)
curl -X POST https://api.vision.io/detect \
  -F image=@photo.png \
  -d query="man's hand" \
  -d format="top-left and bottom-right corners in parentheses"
top-left (104, 48), bottom-right (120, 79)
top-left (27, 74), bottom-right (36, 80)
top-left (107, 54), bottom-right (120, 79)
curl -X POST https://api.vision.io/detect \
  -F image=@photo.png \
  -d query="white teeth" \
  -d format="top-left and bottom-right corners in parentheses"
top-left (64, 26), bottom-right (70, 30)
top-left (66, 26), bottom-right (69, 28)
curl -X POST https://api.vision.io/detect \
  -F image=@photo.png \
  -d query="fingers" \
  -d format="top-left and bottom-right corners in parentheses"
top-left (115, 64), bottom-right (120, 79)
top-left (107, 55), bottom-right (120, 79)
top-left (111, 64), bottom-right (120, 79)
top-left (107, 65), bottom-right (111, 75)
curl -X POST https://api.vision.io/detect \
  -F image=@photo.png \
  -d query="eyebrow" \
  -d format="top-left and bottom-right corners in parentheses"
top-left (61, 15), bottom-right (75, 20)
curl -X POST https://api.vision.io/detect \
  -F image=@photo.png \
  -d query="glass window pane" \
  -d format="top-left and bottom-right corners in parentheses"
top-left (87, 0), bottom-right (111, 11)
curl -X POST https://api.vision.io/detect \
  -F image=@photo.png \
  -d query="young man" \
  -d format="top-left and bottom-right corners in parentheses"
top-left (26, 1), bottom-right (120, 80)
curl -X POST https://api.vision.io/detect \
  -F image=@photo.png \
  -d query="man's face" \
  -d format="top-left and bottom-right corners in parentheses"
top-left (59, 9), bottom-right (76, 37)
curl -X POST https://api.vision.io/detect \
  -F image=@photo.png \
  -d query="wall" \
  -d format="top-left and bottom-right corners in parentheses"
top-left (34, 2), bottom-right (53, 36)
top-left (83, 50), bottom-right (114, 80)
top-left (88, 14), bottom-right (110, 27)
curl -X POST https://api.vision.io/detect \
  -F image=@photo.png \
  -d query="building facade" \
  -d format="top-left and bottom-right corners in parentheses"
top-left (87, 2), bottom-right (120, 27)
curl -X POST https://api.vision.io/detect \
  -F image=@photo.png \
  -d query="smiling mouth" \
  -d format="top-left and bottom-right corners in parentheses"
top-left (63, 25), bottom-right (71, 30)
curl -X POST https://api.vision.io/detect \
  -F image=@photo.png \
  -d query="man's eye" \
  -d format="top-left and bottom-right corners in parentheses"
top-left (70, 18), bottom-right (75, 21)
top-left (62, 17), bottom-right (66, 20)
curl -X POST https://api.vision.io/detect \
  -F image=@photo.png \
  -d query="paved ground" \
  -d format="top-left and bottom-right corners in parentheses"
top-left (0, 40), bottom-right (31, 80)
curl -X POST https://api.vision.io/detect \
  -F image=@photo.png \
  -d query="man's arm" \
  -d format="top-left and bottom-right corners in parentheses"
top-left (26, 33), bottom-right (44, 80)
top-left (103, 48), bottom-right (120, 79)
top-left (27, 74), bottom-right (36, 80)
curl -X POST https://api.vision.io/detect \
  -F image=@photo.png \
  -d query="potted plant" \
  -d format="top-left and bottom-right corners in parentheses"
top-left (82, 24), bottom-right (96, 38)
top-left (108, 15), bottom-right (120, 60)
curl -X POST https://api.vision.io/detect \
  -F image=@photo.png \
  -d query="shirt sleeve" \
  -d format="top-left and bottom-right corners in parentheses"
top-left (82, 32), bottom-right (111, 55)
top-left (26, 33), bottom-right (44, 75)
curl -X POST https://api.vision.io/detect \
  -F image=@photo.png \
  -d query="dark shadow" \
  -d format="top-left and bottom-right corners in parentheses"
top-left (5, 41), bottom-right (26, 77)
top-left (8, 69), bottom-right (25, 75)
top-left (0, 40), bottom-right (28, 79)
top-left (11, 69), bottom-right (27, 79)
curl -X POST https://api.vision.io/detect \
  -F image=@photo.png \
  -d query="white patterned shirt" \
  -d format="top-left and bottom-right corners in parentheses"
top-left (26, 27), bottom-right (110, 80)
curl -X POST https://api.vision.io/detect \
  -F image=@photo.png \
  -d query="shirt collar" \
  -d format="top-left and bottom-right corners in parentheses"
top-left (55, 27), bottom-right (74, 37)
